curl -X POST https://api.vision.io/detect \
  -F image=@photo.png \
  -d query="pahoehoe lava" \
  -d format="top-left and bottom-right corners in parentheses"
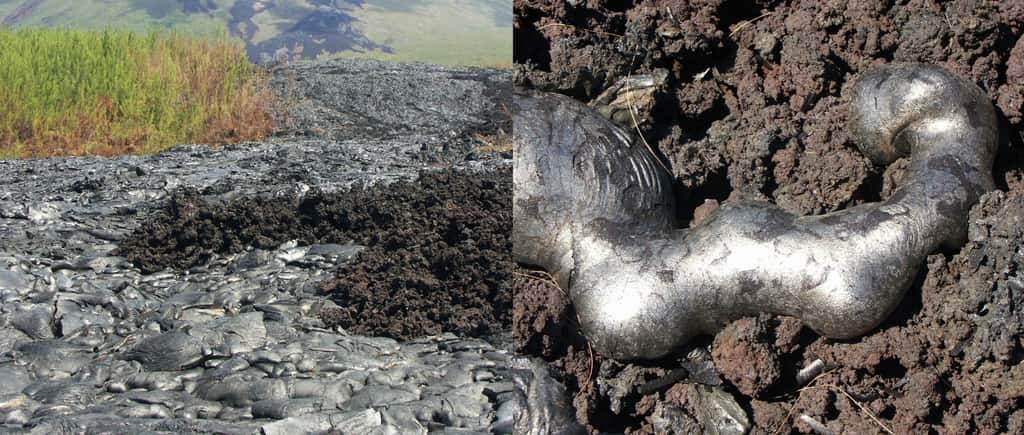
top-left (513, 63), bottom-right (998, 360)
top-left (0, 58), bottom-right (515, 433)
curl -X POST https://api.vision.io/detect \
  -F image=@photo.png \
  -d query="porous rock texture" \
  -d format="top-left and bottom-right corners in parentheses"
top-left (0, 58), bottom-right (516, 434)
top-left (514, 1), bottom-right (1024, 433)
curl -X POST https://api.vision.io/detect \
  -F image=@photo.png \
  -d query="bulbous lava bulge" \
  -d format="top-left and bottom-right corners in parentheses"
top-left (513, 63), bottom-right (998, 360)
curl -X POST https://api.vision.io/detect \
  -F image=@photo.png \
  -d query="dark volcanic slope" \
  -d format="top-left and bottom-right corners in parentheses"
top-left (317, 169), bottom-right (512, 340)
top-left (117, 167), bottom-right (513, 341)
top-left (270, 58), bottom-right (512, 141)
top-left (514, 1), bottom-right (1024, 434)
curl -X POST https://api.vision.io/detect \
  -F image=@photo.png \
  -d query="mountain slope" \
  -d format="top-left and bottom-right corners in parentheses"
top-left (0, 0), bottom-right (511, 66)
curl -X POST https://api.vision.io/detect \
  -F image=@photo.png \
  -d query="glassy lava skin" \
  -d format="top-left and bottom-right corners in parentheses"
top-left (513, 64), bottom-right (998, 360)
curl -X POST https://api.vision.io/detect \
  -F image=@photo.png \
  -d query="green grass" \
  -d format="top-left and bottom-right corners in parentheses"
top-left (0, 0), bottom-right (231, 39)
top-left (341, 0), bottom-right (512, 67)
top-left (0, 27), bottom-right (272, 157)
top-left (0, 0), bottom-right (512, 67)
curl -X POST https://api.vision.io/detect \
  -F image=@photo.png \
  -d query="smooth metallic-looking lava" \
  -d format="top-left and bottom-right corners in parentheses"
top-left (513, 64), bottom-right (998, 360)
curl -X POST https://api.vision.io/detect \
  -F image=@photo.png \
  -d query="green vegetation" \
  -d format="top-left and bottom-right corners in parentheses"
top-left (0, 27), bottom-right (272, 157)
top-left (0, 0), bottom-right (230, 39)
top-left (0, 1), bottom-right (512, 67)
top-left (345, 0), bottom-right (512, 67)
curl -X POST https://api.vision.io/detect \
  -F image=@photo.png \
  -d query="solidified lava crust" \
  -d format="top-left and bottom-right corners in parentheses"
top-left (0, 57), bottom-right (516, 434)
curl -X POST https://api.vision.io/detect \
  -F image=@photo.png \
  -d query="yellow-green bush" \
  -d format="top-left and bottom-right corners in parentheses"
top-left (0, 28), bottom-right (272, 157)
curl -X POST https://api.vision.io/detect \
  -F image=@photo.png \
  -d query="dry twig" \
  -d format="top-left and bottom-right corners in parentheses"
top-left (835, 387), bottom-right (895, 434)
top-left (513, 269), bottom-right (568, 297)
top-left (575, 341), bottom-right (595, 400)
top-left (771, 375), bottom-right (896, 435)
top-left (771, 369), bottom-right (834, 435)
top-left (514, 268), bottom-right (595, 401)
top-left (624, 56), bottom-right (672, 174)
top-left (537, 22), bottom-right (623, 38)
top-left (729, 12), bottom-right (774, 37)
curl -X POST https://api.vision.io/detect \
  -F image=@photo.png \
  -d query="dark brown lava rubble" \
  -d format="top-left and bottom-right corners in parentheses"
top-left (118, 167), bottom-right (512, 340)
top-left (514, 0), bottom-right (1024, 433)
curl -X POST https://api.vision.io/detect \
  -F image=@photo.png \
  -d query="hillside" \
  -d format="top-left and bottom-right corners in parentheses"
top-left (0, 0), bottom-right (511, 66)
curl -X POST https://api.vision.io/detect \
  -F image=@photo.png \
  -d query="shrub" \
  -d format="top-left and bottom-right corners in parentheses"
top-left (0, 27), bottom-right (273, 157)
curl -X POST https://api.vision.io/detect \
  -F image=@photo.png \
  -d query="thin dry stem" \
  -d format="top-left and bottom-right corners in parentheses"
top-left (537, 22), bottom-right (623, 38)
top-left (624, 57), bottom-right (672, 175)
top-left (513, 269), bottom-right (568, 297)
top-left (730, 12), bottom-right (775, 37)
top-left (772, 374), bottom-right (896, 435)
top-left (835, 387), bottom-right (895, 434)
top-left (771, 369), bottom-right (834, 435)
top-left (575, 341), bottom-right (595, 400)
